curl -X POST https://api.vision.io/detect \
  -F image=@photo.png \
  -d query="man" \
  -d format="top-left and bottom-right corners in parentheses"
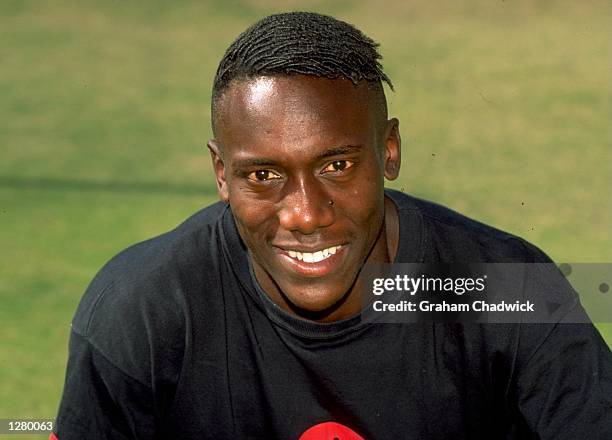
top-left (53, 12), bottom-right (611, 439)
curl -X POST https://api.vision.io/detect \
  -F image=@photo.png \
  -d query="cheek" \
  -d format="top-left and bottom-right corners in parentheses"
top-left (339, 180), bottom-right (384, 222)
top-left (231, 198), bottom-right (278, 244)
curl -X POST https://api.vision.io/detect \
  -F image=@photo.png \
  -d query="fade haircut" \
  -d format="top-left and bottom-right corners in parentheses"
top-left (211, 12), bottom-right (392, 132)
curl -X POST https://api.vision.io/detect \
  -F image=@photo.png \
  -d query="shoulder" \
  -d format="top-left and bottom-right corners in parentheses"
top-left (70, 201), bottom-right (229, 382)
top-left (91, 200), bottom-right (228, 288)
top-left (387, 189), bottom-right (551, 263)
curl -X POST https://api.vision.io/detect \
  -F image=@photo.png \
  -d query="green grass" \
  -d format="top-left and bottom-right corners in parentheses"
top-left (1, 0), bottom-right (610, 429)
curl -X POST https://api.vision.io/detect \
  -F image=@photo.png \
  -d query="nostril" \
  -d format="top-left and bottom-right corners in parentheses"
top-left (277, 187), bottom-right (335, 234)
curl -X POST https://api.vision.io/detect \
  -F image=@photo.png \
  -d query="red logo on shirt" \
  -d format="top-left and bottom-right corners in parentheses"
top-left (299, 421), bottom-right (364, 440)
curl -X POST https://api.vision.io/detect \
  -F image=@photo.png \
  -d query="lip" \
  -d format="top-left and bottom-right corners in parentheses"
top-left (273, 244), bottom-right (348, 277)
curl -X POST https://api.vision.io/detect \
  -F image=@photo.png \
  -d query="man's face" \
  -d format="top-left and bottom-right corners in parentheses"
top-left (210, 75), bottom-right (400, 321)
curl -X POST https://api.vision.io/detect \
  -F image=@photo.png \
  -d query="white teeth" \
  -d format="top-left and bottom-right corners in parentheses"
top-left (286, 245), bottom-right (342, 263)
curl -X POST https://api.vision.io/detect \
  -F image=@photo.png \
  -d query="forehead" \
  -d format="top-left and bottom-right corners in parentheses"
top-left (214, 76), bottom-right (382, 154)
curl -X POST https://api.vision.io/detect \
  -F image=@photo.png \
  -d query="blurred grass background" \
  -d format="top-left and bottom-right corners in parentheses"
top-left (1, 0), bottom-right (610, 436)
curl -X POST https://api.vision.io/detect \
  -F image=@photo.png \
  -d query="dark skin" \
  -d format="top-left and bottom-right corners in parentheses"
top-left (209, 75), bottom-right (401, 322)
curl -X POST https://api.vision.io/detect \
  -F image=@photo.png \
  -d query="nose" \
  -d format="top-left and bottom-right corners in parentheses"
top-left (278, 176), bottom-right (334, 235)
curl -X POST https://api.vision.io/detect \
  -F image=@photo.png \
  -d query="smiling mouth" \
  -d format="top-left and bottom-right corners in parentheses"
top-left (285, 245), bottom-right (343, 263)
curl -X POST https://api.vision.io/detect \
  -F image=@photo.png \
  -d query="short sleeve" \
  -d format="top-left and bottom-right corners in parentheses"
top-left (515, 316), bottom-right (612, 438)
top-left (53, 330), bottom-right (156, 440)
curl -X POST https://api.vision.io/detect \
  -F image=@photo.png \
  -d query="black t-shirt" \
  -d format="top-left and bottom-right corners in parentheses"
top-left (54, 190), bottom-right (612, 439)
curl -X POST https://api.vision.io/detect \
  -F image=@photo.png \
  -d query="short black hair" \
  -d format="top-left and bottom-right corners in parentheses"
top-left (211, 12), bottom-right (392, 127)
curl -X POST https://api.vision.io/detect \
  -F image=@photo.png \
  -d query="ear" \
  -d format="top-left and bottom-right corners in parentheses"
top-left (383, 118), bottom-right (401, 180)
top-left (207, 139), bottom-right (229, 202)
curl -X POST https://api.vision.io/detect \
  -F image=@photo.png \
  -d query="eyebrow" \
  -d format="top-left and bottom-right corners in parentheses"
top-left (232, 157), bottom-right (277, 168)
top-left (231, 145), bottom-right (364, 169)
top-left (316, 144), bottom-right (363, 159)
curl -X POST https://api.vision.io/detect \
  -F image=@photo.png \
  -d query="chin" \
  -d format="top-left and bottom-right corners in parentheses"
top-left (284, 287), bottom-right (348, 315)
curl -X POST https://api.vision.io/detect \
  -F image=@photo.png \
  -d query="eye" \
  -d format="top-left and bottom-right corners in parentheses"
top-left (322, 160), bottom-right (353, 173)
top-left (247, 169), bottom-right (281, 182)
